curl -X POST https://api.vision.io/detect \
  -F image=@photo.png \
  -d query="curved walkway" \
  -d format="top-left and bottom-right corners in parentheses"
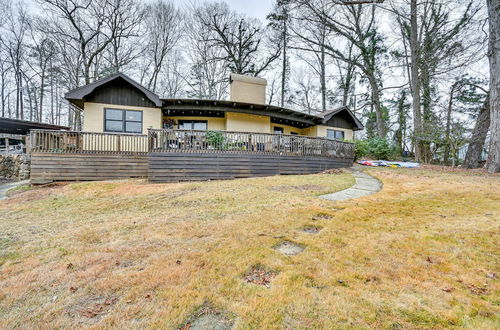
top-left (0, 180), bottom-right (29, 201)
top-left (320, 167), bottom-right (382, 201)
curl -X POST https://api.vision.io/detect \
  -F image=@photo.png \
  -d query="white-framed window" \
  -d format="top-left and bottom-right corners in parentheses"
top-left (104, 108), bottom-right (143, 133)
top-left (326, 129), bottom-right (345, 140)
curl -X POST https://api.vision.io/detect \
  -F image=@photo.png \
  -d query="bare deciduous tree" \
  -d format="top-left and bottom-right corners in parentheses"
top-left (142, 0), bottom-right (182, 93)
top-left (200, 2), bottom-right (281, 76)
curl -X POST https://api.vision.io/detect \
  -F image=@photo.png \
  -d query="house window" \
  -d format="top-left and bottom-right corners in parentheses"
top-left (273, 126), bottom-right (284, 134)
top-left (327, 129), bottom-right (345, 140)
top-left (104, 109), bottom-right (142, 133)
top-left (178, 120), bottom-right (208, 130)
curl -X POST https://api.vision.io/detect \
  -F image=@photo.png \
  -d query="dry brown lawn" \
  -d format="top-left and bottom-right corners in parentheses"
top-left (0, 169), bottom-right (498, 329)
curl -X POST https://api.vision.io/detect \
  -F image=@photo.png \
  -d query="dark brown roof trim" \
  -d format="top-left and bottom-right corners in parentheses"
top-left (320, 106), bottom-right (364, 131)
top-left (65, 73), bottom-right (162, 107)
top-left (162, 98), bottom-right (322, 127)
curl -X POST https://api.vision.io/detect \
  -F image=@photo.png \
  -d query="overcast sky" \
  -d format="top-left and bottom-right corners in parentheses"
top-left (24, 0), bottom-right (274, 21)
top-left (160, 0), bottom-right (273, 21)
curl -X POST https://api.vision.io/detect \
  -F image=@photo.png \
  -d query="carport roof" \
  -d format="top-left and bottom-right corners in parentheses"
top-left (0, 118), bottom-right (69, 135)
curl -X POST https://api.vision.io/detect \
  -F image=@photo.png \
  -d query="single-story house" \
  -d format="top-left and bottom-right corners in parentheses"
top-left (28, 73), bottom-right (362, 184)
top-left (64, 72), bottom-right (363, 139)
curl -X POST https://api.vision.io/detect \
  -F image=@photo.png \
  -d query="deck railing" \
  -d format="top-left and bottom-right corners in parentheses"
top-left (29, 129), bottom-right (354, 159)
top-left (29, 129), bottom-right (148, 154)
top-left (148, 129), bottom-right (354, 159)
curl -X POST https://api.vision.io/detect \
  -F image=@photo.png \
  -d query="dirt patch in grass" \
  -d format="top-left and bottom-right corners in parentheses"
top-left (300, 225), bottom-right (322, 234)
top-left (180, 301), bottom-right (234, 330)
top-left (312, 212), bottom-right (333, 220)
top-left (243, 264), bottom-right (278, 288)
top-left (67, 295), bottom-right (118, 323)
top-left (321, 168), bottom-right (346, 174)
top-left (274, 240), bottom-right (305, 256)
top-left (268, 184), bottom-right (328, 192)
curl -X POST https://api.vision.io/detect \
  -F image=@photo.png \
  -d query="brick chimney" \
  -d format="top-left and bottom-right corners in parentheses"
top-left (229, 73), bottom-right (267, 104)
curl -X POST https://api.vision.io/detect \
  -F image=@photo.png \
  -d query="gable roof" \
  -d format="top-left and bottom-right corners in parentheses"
top-left (65, 72), bottom-right (162, 108)
top-left (318, 106), bottom-right (364, 131)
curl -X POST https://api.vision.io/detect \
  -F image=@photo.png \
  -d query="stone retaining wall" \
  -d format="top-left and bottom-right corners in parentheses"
top-left (0, 154), bottom-right (31, 180)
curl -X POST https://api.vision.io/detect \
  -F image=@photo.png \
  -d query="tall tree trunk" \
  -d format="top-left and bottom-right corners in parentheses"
top-left (15, 72), bottom-right (20, 119)
top-left (486, 0), bottom-right (500, 172)
top-left (26, 81), bottom-right (34, 122)
top-left (1, 72), bottom-right (5, 118)
top-left (464, 94), bottom-right (490, 168)
top-left (367, 73), bottom-right (385, 138)
top-left (320, 36), bottom-right (326, 112)
top-left (39, 67), bottom-right (46, 123)
top-left (421, 67), bottom-right (432, 163)
top-left (50, 59), bottom-right (54, 124)
top-left (410, 0), bottom-right (423, 161)
top-left (443, 83), bottom-right (457, 165)
top-left (19, 71), bottom-right (24, 120)
top-left (280, 19), bottom-right (287, 107)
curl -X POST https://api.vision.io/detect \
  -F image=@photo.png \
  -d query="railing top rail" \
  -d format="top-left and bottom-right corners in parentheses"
top-left (148, 128), bottom-right (354, 145)
top-left (29, 129), bottom-right (147, 137)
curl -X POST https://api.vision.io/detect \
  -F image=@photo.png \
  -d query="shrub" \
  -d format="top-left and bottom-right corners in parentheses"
top-left (354, 137), bottom-right (398, 160)
top-left (206, 131), bottom-right (224, 148)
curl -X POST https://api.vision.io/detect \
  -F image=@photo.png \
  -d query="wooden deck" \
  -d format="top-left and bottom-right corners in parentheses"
top-left (149, 153), bottom-right (351, 182)
top-left (30, 153), bottom-right (148, 184)
top-left (29, 129), bottom-right (355, 183)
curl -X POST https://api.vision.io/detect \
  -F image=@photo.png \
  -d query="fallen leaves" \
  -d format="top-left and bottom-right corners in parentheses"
top-left (80, 297), bottom-right (118, 318)
top-left (243, 265), bottom-right (278, 288)
top-left (467, 284), bottom-right (489, 295)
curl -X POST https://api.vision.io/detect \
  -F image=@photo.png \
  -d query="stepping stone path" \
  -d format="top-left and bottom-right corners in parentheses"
top-left (319, 168), bottom-right (382, 201)
top-left (274, 241), bottom-right (305, 256)
top-left (191, 167), bottom-right (381, 328)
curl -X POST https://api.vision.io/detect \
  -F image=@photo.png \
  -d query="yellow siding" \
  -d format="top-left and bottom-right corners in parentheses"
top-left (82, 103), bottom-right (355, 139)
top-left (303, 125), bottom-right (353, 140)
top-left (163, 116), bottom-right (226, 130)
top-left (83, 102), bottom-right (162, 134)
top-left (301, 126), bottom-right (318, 137)
top-left (225, 112), bottom-right (271, 133)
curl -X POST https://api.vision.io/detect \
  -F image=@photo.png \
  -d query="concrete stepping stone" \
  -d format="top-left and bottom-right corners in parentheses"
top-left (320, 169), bottom-right (382, 201)
top-left (274, 241), bottom-right (305, 256)
top-left (189, 314), bottom-right (233, 330)
top-left (181, 302), bottom-right (234, 330)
